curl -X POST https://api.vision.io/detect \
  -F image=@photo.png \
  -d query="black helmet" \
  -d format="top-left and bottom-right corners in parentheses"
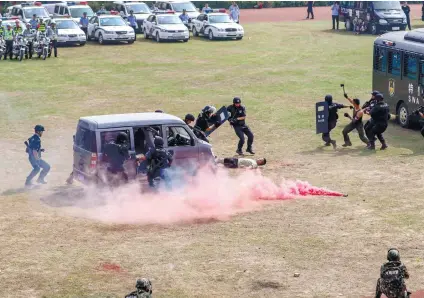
top-left (324, 95), bottom-right (333, 104)
top-left (202, 105), bottom-right (217, 116)
top-left (371, 90), bottom-right (380, 96)
top-left (116, 132), bottom-right (128, 144)
top-left (233, 97), bottom-right (241, 104)
top-left (154, 136), bottom-right (164, 148)
top-left (185, 113), bottom-right (195, 122)
top-left (34, 125), bottom-right (45, 132)
top-left (387, 248), bottom-right (400, 261)
top-left (375, 93), bottom-right (384, 101)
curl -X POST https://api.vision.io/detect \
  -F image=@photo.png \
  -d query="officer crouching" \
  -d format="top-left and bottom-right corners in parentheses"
top-left (227, 97), bottom-right (254, 155)
top-left (25, 125), bottom-right (50, 186)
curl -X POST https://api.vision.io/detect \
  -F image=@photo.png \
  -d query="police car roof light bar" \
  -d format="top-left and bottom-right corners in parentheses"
top-left (34, 2), bottom-right (42, 6)
top-left (212, 9), bottom-right (226, 13)
top-left (79, 1), bottom-right (88, 5)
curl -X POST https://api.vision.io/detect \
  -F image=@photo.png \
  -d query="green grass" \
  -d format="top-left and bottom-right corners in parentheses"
top-left (1, 20), bottom-right (424, 298)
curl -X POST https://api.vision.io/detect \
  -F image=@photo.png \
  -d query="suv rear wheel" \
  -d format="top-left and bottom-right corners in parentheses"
top-left (397, 102), bottom-right (410, 128)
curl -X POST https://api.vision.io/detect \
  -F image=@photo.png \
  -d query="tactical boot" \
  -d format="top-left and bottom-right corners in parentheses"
top-left (368, 142), bottom-right (375, 150)
top-left (330, 140), bottom-right (337, 150)
top-left (380, 142), bottom-right (388, 150)
top-left (25, 179), bottom-right (33, 187)
top-left (342, 141), bottom-right (352, 147)
top-left (246, 148), bottom-right (255, 155)
top-left (236, 149), bottom-right (243, 155)
top-left (324, 142), bottom-right (331, 146)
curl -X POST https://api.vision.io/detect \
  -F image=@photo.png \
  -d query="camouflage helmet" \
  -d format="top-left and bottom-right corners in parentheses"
top-left (136, 278), bottom-right (152, 292)
top-left (387, 248), bottom-right (400, 261)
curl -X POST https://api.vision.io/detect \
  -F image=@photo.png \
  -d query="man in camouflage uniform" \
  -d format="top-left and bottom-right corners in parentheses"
top-left (376, 248), bottom-right (410, 298)
top-left (125, 278), bottom-right (152, 298)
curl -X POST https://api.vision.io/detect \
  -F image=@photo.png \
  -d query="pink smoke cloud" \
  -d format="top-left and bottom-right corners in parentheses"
top-left (67, 168), bottom-right (345, 225)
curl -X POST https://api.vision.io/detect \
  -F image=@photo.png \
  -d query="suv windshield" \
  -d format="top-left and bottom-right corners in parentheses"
top-left (126, 3), bottom-right (150, 13)
top-left (24, 7), bottom-right (49, 18)
top-left (100, 17), bottom-right (126, 26)
top-left (158, 15), bottom-right (182, 24)
top-left (56, 20), bottom-right (79, 29)
top-left (172, 2), bottom-right (196, 12)
top-left (70, 7), bottom-right (94, 18)
top-left (372, 1), bottom-right (401, 10)
top-left (209, 15), bottom-right (232, 23)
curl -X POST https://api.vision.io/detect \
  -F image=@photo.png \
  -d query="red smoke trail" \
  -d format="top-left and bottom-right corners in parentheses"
top-left (67, 168), bottom-right (345, 225)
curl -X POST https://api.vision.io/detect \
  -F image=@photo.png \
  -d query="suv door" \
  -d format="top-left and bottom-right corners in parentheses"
top-left (73, 124), bottom-right (97, 182)
top-left (164, 125), bottom-right (199, 169)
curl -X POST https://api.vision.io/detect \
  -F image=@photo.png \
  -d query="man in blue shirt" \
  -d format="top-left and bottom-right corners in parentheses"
top-left (179, 9), bottom-right (190, 28)
top-left (127, 10), bottom-right (137, 40)
top-left (306, 1), bottom-right (314, 19)
top-left (29, 14), bottom-right (38, 30)
top-left (79, 12), bottom-right (89, 37)
top-left (25, 125), bottom-right (50, 186)
top-left (202, 3), bottom-right (213, 14)
top-left (229, 2), bottom-right (240, 24)
top-left (331, 2), bottom-right (340, 30)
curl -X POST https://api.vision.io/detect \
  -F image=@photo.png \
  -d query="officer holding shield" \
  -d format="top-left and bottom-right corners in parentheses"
top-left (321, 95), bottom-right (350, 149)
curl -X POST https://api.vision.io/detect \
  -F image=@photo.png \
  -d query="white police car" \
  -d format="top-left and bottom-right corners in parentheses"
top-left (192, 10), bottom-right (244, 40)
top-left (87, 14), bottom-right (135, 44)
top-left (10, 2), bottom-right (51, 24)
top-left (53, 2), bottom-right (95, 24)
top-left (53, 18), bottom-right (86, 46)
top-left (112, 1), bottom-right (151, 33)
top-left (143, 12), bottom-right (189, 42)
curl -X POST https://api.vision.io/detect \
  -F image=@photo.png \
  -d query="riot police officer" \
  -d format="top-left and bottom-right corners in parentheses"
top-left (321, 95), bottom-right (350, 149)
top-left (25, 125), bottom-right (50, 186)
top-left (103, 132), bottom-right (131, 185)
top-left (47, 21), bottom-right (58, 58)
top-left (125, 278), bottom-right (152, 298)
top-left (3, 24), bottom-right (14, 60)
top-left (23, 23), bottom-right (35, 59)
top-left (365, 93), bottom-right (389, 150)
top-left (184, 113), bottom-right (195, 127)
top-left (194, 106), bottom-right (220, 143)
top-left (142, 136), bottom-right (173, 189)
top-left (227, 97), bottom-right (254, 155)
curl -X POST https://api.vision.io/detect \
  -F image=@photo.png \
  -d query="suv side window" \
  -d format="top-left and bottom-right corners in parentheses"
top-left (388, 51), bottom-right (401, 76)
top-left (100, 130), bottom-right (130, 152)
top-left (374, 46), bottom-right (387, 72)
top-left (404, 54), bottom-right (417, 80)
top-left (166, 126), bottom-right (193, 147)
top-left (54, 5), bottom-right (60, 14)
top-left (64, 7), bottom-right (69, 15)
top-left (75, 127), bottom-right (97, 152)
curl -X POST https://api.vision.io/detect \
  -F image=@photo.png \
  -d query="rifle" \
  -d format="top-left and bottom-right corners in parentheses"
top-left (411, 105), bottom-right (424, 116)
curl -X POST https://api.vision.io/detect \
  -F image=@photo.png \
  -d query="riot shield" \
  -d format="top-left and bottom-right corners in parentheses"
top-left (316, 101), bottom-right (329, 134)
top-left (205, 105), bottom-right (229, 137)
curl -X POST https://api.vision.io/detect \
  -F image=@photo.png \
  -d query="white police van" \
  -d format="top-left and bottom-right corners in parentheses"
top-left (70, 112), bottom-right (214, 184)
top-left (143, 11), bottom-right (189, 42)
top-left (87, 14), bottom-right (135, 44)
top-left (192, 9), bottom-right (244, 40)
top-left (10, 2), bottom-right (51, 24)
top-left (112, 1), bottom-right (151, 33)
top-left (53, 2), bottom-right (95, 24)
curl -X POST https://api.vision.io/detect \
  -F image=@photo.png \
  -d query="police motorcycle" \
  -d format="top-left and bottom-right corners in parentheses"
top-left (25, 29), bottom-right (37, 59)
top-left (34, 32), bottom-right (50, 60)
top-left (0, 36), bottom-right (5, 59)
top-left (12, 34), bottom-right (27, 62)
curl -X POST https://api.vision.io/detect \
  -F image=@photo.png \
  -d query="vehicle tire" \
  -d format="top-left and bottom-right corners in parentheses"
top-left (345, 19), bottom-right (352, 31)
top-left (80, 42), bottom-right (86, 46)
top-left (98, 33), bottom-right (104, 45)
top-left (183, 39), bottom-right (188, 42)
top-left (42, 48), bottom-right (47, 60)
top-left (236, 36), bottom-right (243, 40)
top-left (155, 32), bottom-right (161, 43)
top-left (370, 22), bottom-right (379, 35)
top-left (19, 51), bottom-right (23, 62)
top-left (144, 30), bottom-right (149, 39)
top-left (87, 34), bottom-right (92, 41)
top-left (192, 26), bottom-right (198, 37)
top-left (128, 40), bottom-right (135, 44)
top-left (397, 102), bottom-right (411, 128)
top-left (208, 30), bottom-right (214, 41)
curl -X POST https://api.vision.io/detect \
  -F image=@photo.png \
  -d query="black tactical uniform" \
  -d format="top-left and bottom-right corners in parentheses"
top-left (194, 106), bottom-right (219, 143)
top-left (103, 132), bottom-right (130, 183)
top-left (365, 93), bottom-right (389, 150)
top-left (227, 97), bottom-right (254, 155)
top-left (322, 95), bottom-right (347, 149)
top-left (376, 249), bottom-right (410, 298)
top-left (145, 136), bottom-right (173, 188)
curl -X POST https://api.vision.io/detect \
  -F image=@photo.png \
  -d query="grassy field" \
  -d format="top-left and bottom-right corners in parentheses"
top-left (1, 20), bottom-right (424, 298)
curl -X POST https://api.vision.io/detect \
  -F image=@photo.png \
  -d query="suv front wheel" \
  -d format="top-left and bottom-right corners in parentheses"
top-left (397, 102), bottom-right (410, 128)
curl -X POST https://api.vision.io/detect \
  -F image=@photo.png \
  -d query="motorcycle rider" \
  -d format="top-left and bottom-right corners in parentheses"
top-left (0, 19), bottom-right (4, 36)
top-left (23, 23), bottom-right (35, 59)
top-left (46, 21), bottom-right (58, 58)
top-left (37, 18), bottom-right (47, 33)
top-left (13, 19), bottom-right (23, 36)
top-left (3, 24), bottom-right (14, 60)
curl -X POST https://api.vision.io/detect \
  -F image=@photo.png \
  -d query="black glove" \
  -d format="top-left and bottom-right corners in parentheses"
top-left (344, 93), bottom-right (348, 99)
top-left (344, 113), bottom-right (350, 118)
top-left (414, 110), bottom-right (420, 115)
top-left (215, 122), bottom-right (221, 128)
top-left (349, 106), bottom-right (354, 110)
top-left (229, 118), bottom-right (236, 125)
